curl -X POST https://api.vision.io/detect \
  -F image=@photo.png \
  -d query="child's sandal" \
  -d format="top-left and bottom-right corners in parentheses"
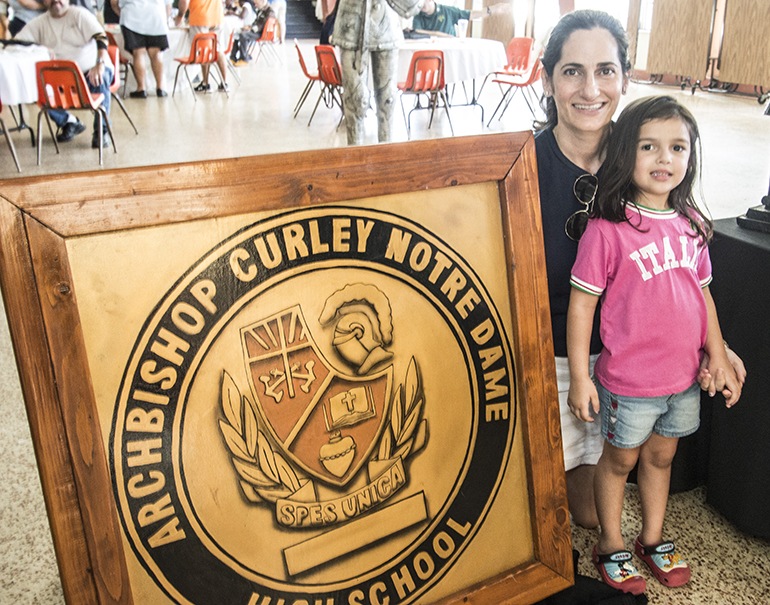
top-left (592, 546), bottom-right (647, 595)
top-left (635, 537), bottom-right (691, 587)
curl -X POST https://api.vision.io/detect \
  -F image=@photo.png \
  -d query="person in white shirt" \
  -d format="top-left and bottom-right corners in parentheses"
top-left (17, 0), bottom-right (114, 147)
top-left (110, 0), bottom-right (171, 97)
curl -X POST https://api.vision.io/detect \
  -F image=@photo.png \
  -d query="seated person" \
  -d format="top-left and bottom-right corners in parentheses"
top-left (412, 0), bottom-right (508, 37)
top-left (17, 0), bottom-right (113, 148)
top-left (230, 0), bottom-right (273, 64)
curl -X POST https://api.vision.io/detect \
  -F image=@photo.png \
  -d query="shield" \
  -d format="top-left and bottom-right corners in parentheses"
top-left (242, 305), bottom-right (393, 487)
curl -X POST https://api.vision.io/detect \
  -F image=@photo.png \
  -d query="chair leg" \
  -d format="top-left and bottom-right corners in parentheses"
top-left (1, 117), bottom-right (21, 172)
top-left (44, 112), bottom-right (59, 155)
top-left (399, 96), bottom-right (411, 139)
top-left (101, 108), bottom-right (118, 155)
top-left (486, 85), bottom-right (513, 127)
top-left (307, 87), bottom-right (325, 126)
top-left (36, 110), bottom-right (43, 165)
top-left (172, 64), bottom-right (183, 97)
top-left (214, 64), bottom-right (229, 96)
top-left (96, 110), bottom-right (103, 165)
top-left (112, 93), bottom-right (139, 134)
top-left (293, 80), bottom-right (314, 118)
top-left (497, 87), bottom-right (521, 122)
top-left (439, 90), bottom-right (454, 136)
top-left (226, 58), bottom-right (242, 85)
top-left (183, 66), bottom-right (198, 101)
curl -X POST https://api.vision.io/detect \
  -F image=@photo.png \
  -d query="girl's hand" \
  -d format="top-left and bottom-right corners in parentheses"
top-left (699, 346), bottom-right (746, 400)
top-left (705, 358), bottom-right (742, 407)
top-left (567, 376), bottom-right (600, 422)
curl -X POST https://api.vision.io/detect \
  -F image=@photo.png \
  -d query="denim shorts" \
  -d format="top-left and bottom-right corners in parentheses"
top-left (597, 381), bottom-right (701, 449)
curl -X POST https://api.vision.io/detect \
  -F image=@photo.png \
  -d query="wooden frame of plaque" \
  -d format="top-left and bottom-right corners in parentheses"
top-left (0, 132), bottom-right (572, 605)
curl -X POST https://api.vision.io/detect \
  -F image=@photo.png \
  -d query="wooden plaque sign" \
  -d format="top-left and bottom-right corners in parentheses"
top-left (0, 133), bottom-right (572, 605)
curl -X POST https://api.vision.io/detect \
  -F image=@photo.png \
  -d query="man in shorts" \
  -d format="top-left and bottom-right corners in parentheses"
top-left (111, 0), bottom-right (171, 97)
top-left (176, 0), bottom-right (229, 93)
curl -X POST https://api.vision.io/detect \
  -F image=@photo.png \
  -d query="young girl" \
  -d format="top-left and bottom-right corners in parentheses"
top-left (566, 95), bottom-right (742, 595)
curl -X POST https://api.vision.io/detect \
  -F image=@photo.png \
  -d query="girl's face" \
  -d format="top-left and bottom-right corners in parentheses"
top-left (544, 27), bottom-right (627, 137)
top-left (632, 117), bottom-right (691, 209)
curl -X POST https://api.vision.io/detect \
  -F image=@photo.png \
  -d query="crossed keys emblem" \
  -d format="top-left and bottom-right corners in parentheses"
top-left (259, 360), bottom-right (317, 403)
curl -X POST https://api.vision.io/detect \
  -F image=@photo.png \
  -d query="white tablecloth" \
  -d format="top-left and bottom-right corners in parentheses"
top-left (398, 37), bottom-right (506, 85)
top-left (0, 44), bottom-right (51, 105)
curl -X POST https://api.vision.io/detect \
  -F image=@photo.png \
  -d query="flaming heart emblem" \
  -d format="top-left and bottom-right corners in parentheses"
top-left (319, 431), bottom-right (356, 477)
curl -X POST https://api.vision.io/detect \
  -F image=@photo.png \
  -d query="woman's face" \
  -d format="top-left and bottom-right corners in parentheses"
top-left (543, 27), bottom-right (627, 137)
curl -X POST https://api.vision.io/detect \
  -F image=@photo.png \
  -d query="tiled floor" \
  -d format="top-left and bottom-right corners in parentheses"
top-left (1, 39), bottom-right (770, 605)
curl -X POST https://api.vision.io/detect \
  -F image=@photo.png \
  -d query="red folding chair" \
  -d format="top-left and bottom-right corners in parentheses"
top-left (487, 55), bottom-right (543, 126)
top-left (308, 45), bottom-right (343, 127)
top-left (250, 17), bottom-right (281, 66)
top-left (398, 50), bottom-right (453, 138)
top-left (224, 29), bottom-right (242, 85)
top-left (108, 45), bottom-right (139, 135)
top-left (172, 32), bottom-right (228, 99)
top-left (0, 98), bottom-right (21, 172)
top-left (293, 39), bottom-right (321, 118)
top-left (105, 30), bottom-right (133, 98)
top-left (35, 60), bottom-right (116, 165)
top-left (479, 36), bottom-right (534, 97)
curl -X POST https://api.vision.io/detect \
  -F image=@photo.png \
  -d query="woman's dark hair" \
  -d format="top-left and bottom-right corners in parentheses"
top-left (536, 10), bottom-right (632, 130)
top-left (595, 95), bottom-right (713, 244)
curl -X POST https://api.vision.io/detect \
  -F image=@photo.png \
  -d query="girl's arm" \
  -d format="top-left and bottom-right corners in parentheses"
top-left (566, 288), bottom-right (600, 422)
top-left (702, 286), bottom-right (742, 407)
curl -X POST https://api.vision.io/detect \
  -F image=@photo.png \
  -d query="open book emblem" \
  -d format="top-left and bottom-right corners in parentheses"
top-left (242, 305), bottom-right (392, 487)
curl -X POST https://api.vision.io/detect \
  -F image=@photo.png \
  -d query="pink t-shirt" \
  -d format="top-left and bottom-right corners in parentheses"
top-left (570, 203), bottom-right (712, 397)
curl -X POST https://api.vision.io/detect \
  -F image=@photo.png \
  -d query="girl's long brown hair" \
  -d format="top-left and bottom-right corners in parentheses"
top-left (594, 95), bottom-right (713, 245)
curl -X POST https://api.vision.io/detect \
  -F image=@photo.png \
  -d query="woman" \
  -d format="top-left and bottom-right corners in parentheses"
top-left (111, 0), bottom-right (171, 98)
top-left (534, 10), bottom-right (746, 529)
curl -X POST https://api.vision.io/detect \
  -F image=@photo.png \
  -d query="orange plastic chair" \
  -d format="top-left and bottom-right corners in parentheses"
top-left (479, 36), bottom-right (534, 97)
top-left (35, 60), bottom-right (116, 165)
top-left (250, 17), bottom-right (281, 66)
top-left (487, 55), bottom-right (543, 126)
top-left (0, 98), bottom-right (21, 172)
top-left (398, 50), bottom-right (453, 138)
top-left (224, 29), bottom-right (242, 85)
top-left (172, 32), bottom-right (227, 99)
top-left (105, 30), bottom-right (133, 98)
top-left (308, 45), bottom-right (344, 127)
top-left (108, 45), bottom-right (139, 135)
top-left (293, 39), bottom-right (321, 118)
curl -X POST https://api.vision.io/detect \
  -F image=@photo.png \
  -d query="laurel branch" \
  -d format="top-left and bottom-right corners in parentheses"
top-left (219, 371), bottom-right (303, 504)
top-left (376, 357), bottom-right (428, 462)
top-left (220, 358), bottom-right (427, 504)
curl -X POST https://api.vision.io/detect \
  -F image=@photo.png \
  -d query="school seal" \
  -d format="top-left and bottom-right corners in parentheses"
top-left (111, 206), bottom-right (516, 604)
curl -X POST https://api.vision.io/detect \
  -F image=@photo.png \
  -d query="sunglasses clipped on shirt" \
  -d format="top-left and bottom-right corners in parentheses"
top-left (565, 173), bottom-right (598, 242)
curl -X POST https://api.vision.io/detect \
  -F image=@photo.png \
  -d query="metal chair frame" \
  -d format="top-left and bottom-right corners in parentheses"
top-left (478, 36), bottom-right (534, 98)
top-left (172, 32), bottom-right (229, 99)
top-left (0, 100), bottom-right (21, 172)
top-left (248, 18), bottom-right (281, 66)
top-left (398, 50), bottom-right (453, 138)
top-left (293, 39), bottom-right (321, 118)
top-left (224, 29), bottom-right (242, 85)
top-left (108, 45), bottom-right (139, 135)
top-left (308, 45), bottom-right (344, 128)
top-left (35, 60), bottom-right (117, 166)
top-left (487, 57), bottom-right (543, 126)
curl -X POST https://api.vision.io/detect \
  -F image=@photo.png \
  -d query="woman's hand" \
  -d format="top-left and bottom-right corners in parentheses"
top-left (698, 345), bottom-right (746, 398)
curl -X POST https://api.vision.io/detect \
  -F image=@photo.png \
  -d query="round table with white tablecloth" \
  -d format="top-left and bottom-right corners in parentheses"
top-left (397, 37), bottom-right (506, 85)
top-left (0, 43), bottom-right (51, 105)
